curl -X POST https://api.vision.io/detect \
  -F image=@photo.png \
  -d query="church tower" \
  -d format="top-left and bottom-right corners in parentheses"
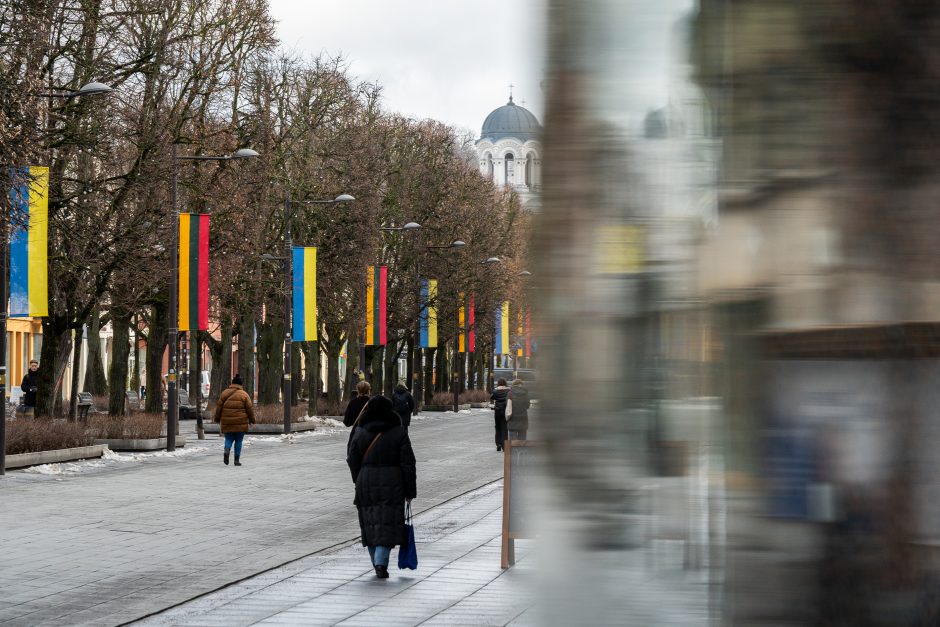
top-left (475, 90), bottom-right (542, 209)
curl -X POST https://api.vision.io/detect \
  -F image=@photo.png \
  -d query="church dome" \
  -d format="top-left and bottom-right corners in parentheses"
top-left (480, 97), bottom-right (541, 142)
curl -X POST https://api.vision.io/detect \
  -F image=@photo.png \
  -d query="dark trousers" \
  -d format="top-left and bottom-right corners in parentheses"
top-left (494, 411), bottom-right (507, 447)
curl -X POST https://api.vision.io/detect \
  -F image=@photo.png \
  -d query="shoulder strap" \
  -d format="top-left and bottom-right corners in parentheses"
top-left (363, 432), bottom-right (383, 464)
top-left (352, 398), bottom-right (371, 428)
top-left (219, 388), bottom-right (235, 405)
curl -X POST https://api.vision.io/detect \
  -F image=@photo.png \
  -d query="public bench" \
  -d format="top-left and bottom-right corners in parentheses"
top-left (124, 390), bottom-right (143, 414)
top-left (77, 392), bottom-right (97, 420)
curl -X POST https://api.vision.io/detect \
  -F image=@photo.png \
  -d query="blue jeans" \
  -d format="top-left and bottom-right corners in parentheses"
top-left (368, 545), bottom-right (392, 567)
top-left (223, 432), bottom-right (245, 456)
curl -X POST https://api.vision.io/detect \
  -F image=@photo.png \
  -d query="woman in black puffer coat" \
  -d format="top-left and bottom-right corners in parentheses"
top-left (347, 395), bottom-right (417, 579)
top-left (490, 378), bottom-right (511, 451)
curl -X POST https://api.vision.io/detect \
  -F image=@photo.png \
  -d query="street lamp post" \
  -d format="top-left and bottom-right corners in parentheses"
top-left (167, 147), bottom-right (259, 451)
top-left (0, 81), bottom-right (114, 476)
top-left (278, 194), bottom-right (354, 435)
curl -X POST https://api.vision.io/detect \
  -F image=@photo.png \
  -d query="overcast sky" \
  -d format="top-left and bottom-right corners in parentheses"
top-left (268, 0), bottom-right (547, 138)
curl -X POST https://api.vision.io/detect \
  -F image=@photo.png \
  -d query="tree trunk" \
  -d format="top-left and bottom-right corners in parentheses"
top-left (369, 346), bottom-right (383, 393)
top-left (436, 341), bottom-right (449, 393)
top-left (130, 314), bottom-right (141, 395)
top-left (145, 301), bottom-right (168, 413)
top-left (344, 333), bottom-right (359, 401)
top-left (37, 315), bottom-right (71, 418)
top-left (68, 326), bottom-right (83, 420)
top-left (83, 305), bottom-right (108, 395)
top-left (291, 342), bottom-right (302, 404)
top-left (458, 350), bottom-right (466, 396)
top-left (256, 319), bottom-right (284, 405)
top-left (237, 316), bottom-right (255, 400)
top-left (108, 308), bottom-right (131, 415)
top-left (424, 347), bottom-right (435, 405)
top-left (207, 317), bottom-right (233, 408)
top-left (406, 336), bottom-right (413, 392)
top-left (301, 342), bottom-right (319, 414)
top-left (327, 347), bottom-right (341, 404)
top-left (384, 341), bottom-right (399, 396)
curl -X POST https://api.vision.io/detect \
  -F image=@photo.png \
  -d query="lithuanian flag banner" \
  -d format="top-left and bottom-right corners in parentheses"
top-left (179, 213), bottom-right (209, 331)
top-left (458, 292), bottom-right (475, 353)
top-left (495, 300), bottom-right (510, 355)
top-left (292, 247), bottom-right (317, 341)
top-left (419, 278), bottom-right (437, 348)
top-left (366, 265), bottom-right (387, 346)
top-left (9, 166), bottom-right (48, 318)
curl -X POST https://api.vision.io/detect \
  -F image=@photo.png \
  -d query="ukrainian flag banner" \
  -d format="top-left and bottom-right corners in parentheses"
top-left (495, 301), bottom-right (510, 355)
top-left (292, 246), bottom-right (317, 341)
top-left (419, 278), bottom-right (437, 348)
top-left (178, 213), bottom-right (209, 331)
top-left (366, 265), bottom-right (387, 346)
top-left (10, 166), bottom-right (48, 318)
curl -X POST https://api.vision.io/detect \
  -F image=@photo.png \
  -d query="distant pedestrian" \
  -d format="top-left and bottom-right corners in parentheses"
top-left (344, 381), bottom-right (371, 427)
top-left (392, 383), bottom-right (415, 432)
top-left (508, 379), bottom-right (531, 441)
top-left (490, 378), bottom-right (511, 451)
top-left (19, 360), bottom-right (39, 417)
top-left (213, 374), bottom-right (255, 466)
top-left (347, 395), bottom-right (417, 579)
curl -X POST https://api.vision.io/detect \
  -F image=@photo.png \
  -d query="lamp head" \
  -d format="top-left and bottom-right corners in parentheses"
top-left (334, 194), bottom-right (355, 202)
top-left (75, 81), bottom-right (114, 97)
top-left (402, 222), bottom-right (422, 231)
top-left (231, 148), bottom-right (260, 159)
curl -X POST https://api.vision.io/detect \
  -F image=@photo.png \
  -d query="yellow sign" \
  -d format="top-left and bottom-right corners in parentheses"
top-left (595, 224), bottom-right (644, 274)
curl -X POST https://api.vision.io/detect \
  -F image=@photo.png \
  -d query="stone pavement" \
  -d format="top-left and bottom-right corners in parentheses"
top-left (135, 481), bottom-right (536, 627)
top-left (0, 409), bottom-right (506, 626)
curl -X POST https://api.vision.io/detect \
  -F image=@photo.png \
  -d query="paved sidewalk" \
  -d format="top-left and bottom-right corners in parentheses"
top-left (135, 481), bottom-right (536, 627)
top-left (0, 409), bottom-right (505, 626)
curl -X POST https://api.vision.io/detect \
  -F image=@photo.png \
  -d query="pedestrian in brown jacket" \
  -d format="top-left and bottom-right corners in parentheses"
top-left (213, 374), bottom-right (255, 466)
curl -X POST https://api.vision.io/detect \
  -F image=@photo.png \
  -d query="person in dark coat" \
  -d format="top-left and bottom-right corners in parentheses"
top-left (508, 379), bottom-right (531, 440)
top-left (19, 360), bottom-right (39, 417)
top-left (347, 395), bottom-right (417, 579)
top-left (392, 383), bottom-right (415, 432)
top-left (490, 378), bottom-right (511, 451)
top-left (213, 374), bottom-right (255, 466)
top-left (344, 381), bottom-right (372, 427)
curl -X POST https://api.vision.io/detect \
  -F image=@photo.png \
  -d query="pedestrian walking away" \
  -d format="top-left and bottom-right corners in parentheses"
top-left (344, 380), bottom-right (372, 427)
top-left (19, 359), bottom-right (39, 417)
top-left (508, 378), bottom-right (531, 441)
top-left (346, 395), bottom-right (417, 579)
top-left (392, 383), bottom-right (415, 432)
top-left (213, 374), bottom-right (255, 466)
top-left (490, 378), bottom-right (511, 451)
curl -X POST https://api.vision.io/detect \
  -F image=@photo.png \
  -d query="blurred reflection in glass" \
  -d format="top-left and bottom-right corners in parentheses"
top-left (534, 0), bottom-right (940, 624)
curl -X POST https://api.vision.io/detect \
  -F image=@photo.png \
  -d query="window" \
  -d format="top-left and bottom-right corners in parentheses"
top-left (525, 153), bottom-right (534, 186)
top-left (504, 152), bottom-right (515, 183)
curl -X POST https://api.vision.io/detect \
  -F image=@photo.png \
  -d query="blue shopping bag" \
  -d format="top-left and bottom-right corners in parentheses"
top-left (398, 502), bottom-right (418, 570)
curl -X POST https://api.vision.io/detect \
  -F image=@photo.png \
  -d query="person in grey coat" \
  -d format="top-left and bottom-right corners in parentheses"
top-left (508, 379), bottom-right (531, 440)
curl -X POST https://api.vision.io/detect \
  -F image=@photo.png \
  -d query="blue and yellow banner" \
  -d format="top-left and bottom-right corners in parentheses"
top-left (292, 246), bottom-right (317, 341)
top-left (419, 279), bottom-right (437, 348)
top-left (10, 167), bottom-right (48, 317)
top-left (495, 301), bottom-right (510, 355)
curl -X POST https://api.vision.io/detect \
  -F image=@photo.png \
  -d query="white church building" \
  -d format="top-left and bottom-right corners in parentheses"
top-left (475, 94), bottom-right (542, 209)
